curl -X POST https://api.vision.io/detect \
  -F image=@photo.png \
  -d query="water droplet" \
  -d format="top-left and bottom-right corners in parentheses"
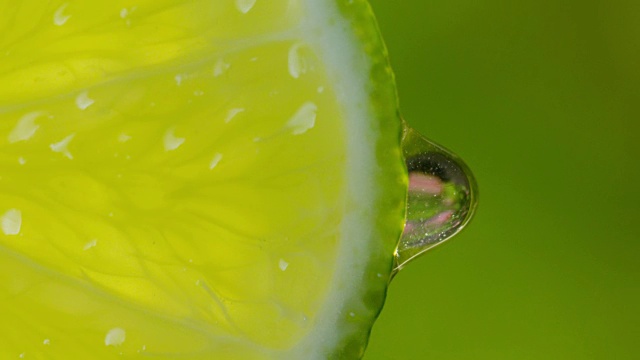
top-left (1, 209), bottom-right (22, 236)
top-left (175, 74), bottom-right (184, 86)
top-left (288, 43), bottom-right (309, 79)
top-left (75, 91), bottom-right (94, 110)
top-left (18, 157), bottom-right (26, 165)
top-left (53, 3), bottom-right (71, 26)
top-left (117, 133), bottom-right (131, 143)
top-left (214, 58), bottom-right (230, 77)
top-left (105, 328), bottom-right (126, 346)
top-left (43, 339), bottom-right (50, 345)
top-left (50, 134), bottom-right (75, 159)
top-left (209, 153), bottom-right (223, 170)
top-left (279, 259), bottom-right (289, 271)
top-left (224, 108), bottom-right (245, 123)
top-left (287, 102), bottom-right (317, 135)
top-left (235, 0), bottom-right (257, 14)
top-left (394, 124), bottom-right (478, 272)
top-left (163, 128), bottom-right (185, 151)
top-left (8, 112), bottom-right (43, 143)
top-left (83, 239), bottom-right (97, 250)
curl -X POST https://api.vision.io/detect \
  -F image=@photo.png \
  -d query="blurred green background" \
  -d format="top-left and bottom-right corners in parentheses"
top-left (364, 0), bottom-right (639, 359)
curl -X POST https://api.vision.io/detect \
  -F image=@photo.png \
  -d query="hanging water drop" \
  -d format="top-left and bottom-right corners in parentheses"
top-left (394, 123), bottom-right (478, 273)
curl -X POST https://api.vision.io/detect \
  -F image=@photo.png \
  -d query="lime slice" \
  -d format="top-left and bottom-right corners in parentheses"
top-left (0, 0), bottom-right (405, 358)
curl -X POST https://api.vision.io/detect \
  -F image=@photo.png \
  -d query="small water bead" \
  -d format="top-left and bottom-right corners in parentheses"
top-left (118, 133), bottom-right (132, 143)
top-left (209, 153), bottom-right (223, 170)
top-left (174, 74), bottom-right (183, 86)
top-left (1, 209), bottom-right (22, 236)
top-left (50, 134), bottom-right (75, 159)
top-left (120, 6), bottom-right (136, 26)
top-left (53, 3), bottom-right (71, 26)
top-left (75, 91), bottom-right (94, 110)
top-left (278, 259), bottom-right (289, 271)
top-left (225, 108), bottom-right (244, 123)
top-left (104, 328), bottom-right (126, 347)
top-left (235, 0), bottom-right (257, 14)
top-left (119, 7), bottom-right (136, 19)
top-left (287, 102), bottom-right (317, 135)
top-left (8, 112), bottom-right (42, 143)
top-left (83, 239), bottom-right (98, 251)
top-left (213, 59), bottom-right (230, 77)
top-left (288, 43), bottom-right (309, 79)
top-left (163, 128), bottom-right (185, 151)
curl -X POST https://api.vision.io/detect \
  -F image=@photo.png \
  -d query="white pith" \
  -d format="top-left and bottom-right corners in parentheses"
top-left (287, 1), bottom-right (378, 358)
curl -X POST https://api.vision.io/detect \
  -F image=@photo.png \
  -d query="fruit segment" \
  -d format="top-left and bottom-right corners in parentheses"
top-left (0, 1), bottom-right (406, 358)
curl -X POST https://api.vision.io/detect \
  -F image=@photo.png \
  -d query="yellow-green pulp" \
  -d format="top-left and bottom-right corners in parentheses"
top-left (0, 1), bottom-right (406, 358)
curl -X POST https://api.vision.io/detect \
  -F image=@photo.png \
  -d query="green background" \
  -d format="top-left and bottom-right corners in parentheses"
top-left (364, 0), bottom-right (639, 359)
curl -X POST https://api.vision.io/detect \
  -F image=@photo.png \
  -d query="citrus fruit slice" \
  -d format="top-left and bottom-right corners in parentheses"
top-left (0, 0), bottom-right (406, 358)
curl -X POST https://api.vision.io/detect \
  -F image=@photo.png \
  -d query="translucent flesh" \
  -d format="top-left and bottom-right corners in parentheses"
top-left (0, 0), bottom-right (405, 359)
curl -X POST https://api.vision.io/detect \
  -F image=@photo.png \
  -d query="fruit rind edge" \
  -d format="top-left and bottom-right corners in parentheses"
top-left (293, 0), bottom-right (406, 358)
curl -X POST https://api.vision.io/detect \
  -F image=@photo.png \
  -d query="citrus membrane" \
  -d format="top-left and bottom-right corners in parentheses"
top-left (0, 0), bottom-right (405, 359)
